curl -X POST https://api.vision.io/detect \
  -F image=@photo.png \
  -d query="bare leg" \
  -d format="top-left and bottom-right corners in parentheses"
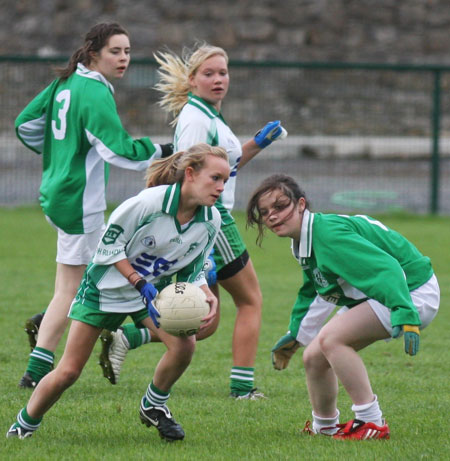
top-left (317, 302), bottom-right (390, 405)
top-left (27, 321), bottom-right (101, 418)
top-left (35, 263), bottom-right (86, 351)
top-left (303, 337), bottom-right (339, 417)
top-left (218, 259), bottom-right (262, 366)
top-left (141, 318), bottom-right (196, 392)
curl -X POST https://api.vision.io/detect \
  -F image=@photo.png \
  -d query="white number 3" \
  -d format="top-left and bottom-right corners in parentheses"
top-left (52, 89), bottom-right (71, 140)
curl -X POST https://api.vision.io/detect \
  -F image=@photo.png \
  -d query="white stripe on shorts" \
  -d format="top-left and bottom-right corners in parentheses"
top-left (215, 229), bottom-right (235, 265)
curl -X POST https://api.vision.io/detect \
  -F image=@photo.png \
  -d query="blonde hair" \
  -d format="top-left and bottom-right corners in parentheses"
top-left (145, 143), bottom-right (228, 187)
top-left (154, 43), bottom-right (229, 125)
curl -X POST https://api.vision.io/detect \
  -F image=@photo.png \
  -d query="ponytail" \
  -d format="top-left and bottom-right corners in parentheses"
top-left (145, 143), bottom-right (228, 187)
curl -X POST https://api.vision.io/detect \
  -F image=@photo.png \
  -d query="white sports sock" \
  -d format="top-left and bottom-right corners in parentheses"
top-left (351, 394), bottom-right (383, 426)
top-left (312, 409), bottom-right (340, 435)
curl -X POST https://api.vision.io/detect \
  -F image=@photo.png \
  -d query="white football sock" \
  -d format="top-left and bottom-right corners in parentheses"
top-left (312, 409), bottom-right (340, 435)
top-left (351, 394), bottom-right (383, 426)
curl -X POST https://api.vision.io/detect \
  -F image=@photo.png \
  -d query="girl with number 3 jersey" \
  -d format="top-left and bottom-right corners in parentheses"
top-left (247, 174), bottom-right (439, 440)
top-left (15, 23), bottom-right (172, 389)
top-left (7, 143), bottom-right (229, 441)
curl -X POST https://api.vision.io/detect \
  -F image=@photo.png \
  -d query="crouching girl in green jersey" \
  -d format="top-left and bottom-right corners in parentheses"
top-left (7, 143), bottom-right (230, 441)
top-left (247, 174), bottom-right (440, 441)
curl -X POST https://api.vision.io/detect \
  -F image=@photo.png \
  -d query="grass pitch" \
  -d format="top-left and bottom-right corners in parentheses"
top-left (0, 207), bottom-right (449, 460)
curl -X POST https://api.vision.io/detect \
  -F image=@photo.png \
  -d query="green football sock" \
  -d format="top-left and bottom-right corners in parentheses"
top-left (121, 323), bottom-right (151, 350)
top-left (16, 407), bottom-right (42, 432)
top-left (230, 366), bottom-right (255, 395)
top-left (25, 347), bottom-right (54, 383)
top-left (144, 381), bottom-right (170, 407)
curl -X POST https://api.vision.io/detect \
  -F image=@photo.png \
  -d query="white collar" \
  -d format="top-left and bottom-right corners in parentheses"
top-left (76, 63), bottom-right (115, 94)
top-left (292, 209), bottom-right (314, 258)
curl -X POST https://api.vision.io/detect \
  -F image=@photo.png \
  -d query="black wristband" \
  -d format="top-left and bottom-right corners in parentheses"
top-left (135, 279), bottom-right (146, 292)
top-left (160, 143), bottom-right (174, 158)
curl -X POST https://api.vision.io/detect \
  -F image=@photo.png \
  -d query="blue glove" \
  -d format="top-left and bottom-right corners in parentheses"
top-left (135, 279), bottom-right (160, 327)
top-left (254, 120), bottom-right (287, 148)
top-left (392, 325), bottom-right (420, 356)
top-left (203, 249), bottom-right (217, 286)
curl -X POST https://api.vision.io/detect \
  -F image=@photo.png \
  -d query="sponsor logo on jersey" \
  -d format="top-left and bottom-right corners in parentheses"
top-left (170, 237), bottom-right (183, 245)
top-left (313, 268), bottom-right (329, 287)
top-left (132, 253), bottom-right (178, 277)
top-left (141, 236), bottom-right (156, 248)
top-left (320, 293), bottom-right (340, 304)
top-left (102, 224), bottom-right (124, 245)
top-left (184, 242), bottom-right (199, 257)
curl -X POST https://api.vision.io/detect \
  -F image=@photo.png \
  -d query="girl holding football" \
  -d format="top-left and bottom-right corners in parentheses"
top-left (7, 143), bottom-right (229, 441)
top-left (101, 43), bottom-right (287, 399)
top-left (246, 173), bottom-right (440, 440)
top-left (16, 22), bottom-right (173, 389)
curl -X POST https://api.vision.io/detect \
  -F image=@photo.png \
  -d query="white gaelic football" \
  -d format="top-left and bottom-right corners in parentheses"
top-left (155, 282), bottom-right (209, 337)
top-left (278, 127), bottom-right (288, 140)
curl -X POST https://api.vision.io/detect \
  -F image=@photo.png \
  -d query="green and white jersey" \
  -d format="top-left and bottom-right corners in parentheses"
top-left (75, 183), bottom-right (220, 313)
top-left (174, 93), bottom-right (241, 224)
top-left (15, 63), bottom-right (157, 234)
top-left (288, 210), bottom-right (434, 344)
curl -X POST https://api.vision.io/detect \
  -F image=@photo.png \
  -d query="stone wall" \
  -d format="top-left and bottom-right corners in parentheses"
top-left (2, 1), bottom-right (450, 143)
top-left (3, 0), bottom-right (450, 64)
top-left (2, 1), bottom-right (450, 212)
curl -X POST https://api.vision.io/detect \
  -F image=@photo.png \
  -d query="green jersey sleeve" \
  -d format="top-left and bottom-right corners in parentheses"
top-left (82, 84), bottom-right (156, 165)
top-left (15, 80), bottom-right (60, 154)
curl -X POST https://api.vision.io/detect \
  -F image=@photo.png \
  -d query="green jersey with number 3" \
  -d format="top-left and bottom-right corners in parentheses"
top-left (15, 63), bottom-right (157, 234)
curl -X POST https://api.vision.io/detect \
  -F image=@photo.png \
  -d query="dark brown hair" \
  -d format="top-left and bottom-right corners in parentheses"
top-left (56, 23), bottom-right (129, 79)
top-left (247, 174), bottom-right (310, 246)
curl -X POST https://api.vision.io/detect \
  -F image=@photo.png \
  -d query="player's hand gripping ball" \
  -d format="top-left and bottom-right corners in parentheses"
top-left (155, 282), bottom-right (210, 337)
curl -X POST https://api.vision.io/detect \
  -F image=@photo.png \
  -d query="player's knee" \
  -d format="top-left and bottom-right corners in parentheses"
top-left (303, 345), bottom-right (321, 371)
top-left (173, 337), bottom-right (196, 365)
top-left (196, 321), bottom-right (219, 340)
top-left (317, 329), bottom-right (337, 357)
top-left (55, 364), bottom-right (82, 388)
top-left (235, 289), bottom-right (263, 314)
top-left (250, 283), bottom-right (263, 308)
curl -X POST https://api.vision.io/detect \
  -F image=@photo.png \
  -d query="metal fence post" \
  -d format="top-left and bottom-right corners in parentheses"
top-left (431, 69), bottom-right (441, 214)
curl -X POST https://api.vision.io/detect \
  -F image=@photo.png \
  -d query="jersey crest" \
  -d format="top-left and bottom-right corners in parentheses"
top-left (313, 268), bottom-right (329, 287)
top-left (141, 236), bottom-right (156, 248)
top-left (102, 224), bottom-right (124, 245)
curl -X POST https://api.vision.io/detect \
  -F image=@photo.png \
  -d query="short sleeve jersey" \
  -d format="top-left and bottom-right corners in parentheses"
top-left (287, 210), bottom-right (434, 342)
top-left (75, 183), bottom-right (221, 313)
top-left (15, 63), bottom-right (157, 234)
top-left (174, 93), bottom-right (241, 223)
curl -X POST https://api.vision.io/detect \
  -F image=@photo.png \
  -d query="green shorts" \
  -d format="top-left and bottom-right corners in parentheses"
top-left (213, 221), bottom-right (248, 280)
top-left (69, 302), bottom-right (148, 331)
